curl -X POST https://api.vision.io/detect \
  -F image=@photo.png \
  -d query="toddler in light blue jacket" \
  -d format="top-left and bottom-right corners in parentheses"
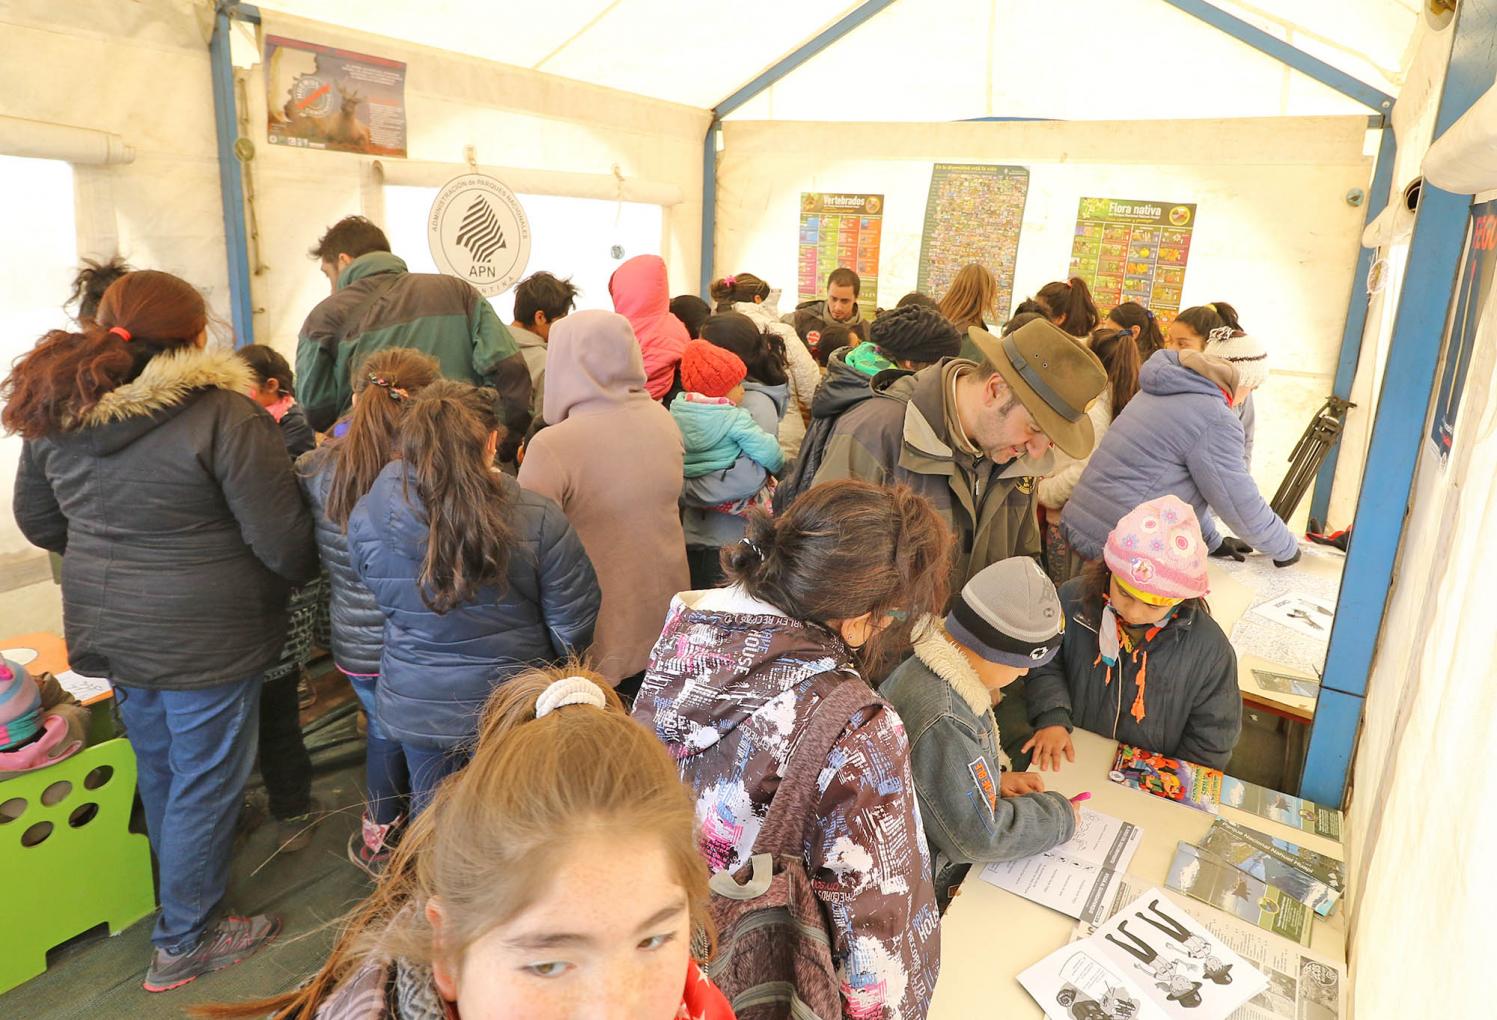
top-left (670, 339), bottom-right (785, 479)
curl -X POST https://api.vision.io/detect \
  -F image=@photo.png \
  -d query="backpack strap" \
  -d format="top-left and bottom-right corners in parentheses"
top-left (750, 675), bottom-right (882, 862)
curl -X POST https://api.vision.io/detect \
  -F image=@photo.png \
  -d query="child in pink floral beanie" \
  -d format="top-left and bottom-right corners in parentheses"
top-left (0, 655), bottom-right (87, 774)
top-left (1022, 495), bottom-right (1241, 771)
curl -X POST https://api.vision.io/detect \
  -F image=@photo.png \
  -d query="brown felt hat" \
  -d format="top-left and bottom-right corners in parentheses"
top-left (966, 319), bottom-right (1108, 459)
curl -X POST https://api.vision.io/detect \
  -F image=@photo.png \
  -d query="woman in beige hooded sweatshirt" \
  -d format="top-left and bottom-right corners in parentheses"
top-left (518, 310), bottom-right (690, 700)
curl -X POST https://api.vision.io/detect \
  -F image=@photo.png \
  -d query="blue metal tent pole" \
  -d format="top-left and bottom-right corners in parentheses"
top-left (699, 0), bottom-right (899, 296)
top-left (1156, 0), bottom-right (1393, 113)
top-left (1301, 0), bottom-right (1497, 805)
top-left (1308, 124), bottom-right (1397, 526)
top-left (210, 2), bottom-right (260, 347)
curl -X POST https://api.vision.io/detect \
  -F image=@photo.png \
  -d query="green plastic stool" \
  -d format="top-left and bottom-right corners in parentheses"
top-left (0, 737), bottom-right (157, 994)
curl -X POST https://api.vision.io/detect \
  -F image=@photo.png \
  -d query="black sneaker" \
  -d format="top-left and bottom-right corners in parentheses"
top-left (142, 914), bottom-right (282, 992)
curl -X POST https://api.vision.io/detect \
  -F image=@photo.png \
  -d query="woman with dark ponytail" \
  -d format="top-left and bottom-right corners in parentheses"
top-left (347, 381), bottom-right (601, 812)
top-left (1038, 326), bottom-right (1142, 584)
top-left (1105, 301), bottom-right (1165, 360)
top-left (632, 480), bottom-right (953, 1020)
top-left (1035, 277), bottom-right (1100, 337)
top-left (5, 270), bottom-right (318, 991)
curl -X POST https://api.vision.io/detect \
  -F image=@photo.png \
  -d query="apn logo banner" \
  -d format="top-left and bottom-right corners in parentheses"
top-left (428, 174), bottom-right (531, 296)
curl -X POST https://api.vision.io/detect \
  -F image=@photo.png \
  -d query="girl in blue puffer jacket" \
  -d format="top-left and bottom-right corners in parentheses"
top-left (348, 381), bottom-right (600, 812)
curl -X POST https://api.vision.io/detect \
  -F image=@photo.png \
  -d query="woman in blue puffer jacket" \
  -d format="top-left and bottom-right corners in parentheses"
top-left (1061, 349), bottom-right (1299, 567)
top-left (348, 381), bottom-right (600, 811)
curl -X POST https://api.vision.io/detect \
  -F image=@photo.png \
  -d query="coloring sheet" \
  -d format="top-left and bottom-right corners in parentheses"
top-left (1027, 887), bottom-right (1267, 1020)
top-left (980, 808), bottom-right (1142, 921)
top-left (0, 646), bottom-right (39, 666)
top-left (1248, 594), bottom-right (1336, 642)
top-left (1076, 878), bottom-right (1346, 1020)
top-left (54, 669), bottom-right (113, 705)
top-left (1165, 844), bottom-right (1312, 945)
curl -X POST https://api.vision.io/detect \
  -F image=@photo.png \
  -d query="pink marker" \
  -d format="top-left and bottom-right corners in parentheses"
top-left (1069, 792), bottom-right (1092, 805)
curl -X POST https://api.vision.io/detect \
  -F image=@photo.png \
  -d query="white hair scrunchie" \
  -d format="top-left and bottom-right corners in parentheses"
top-left (534, 676), bottom-right (606, 719)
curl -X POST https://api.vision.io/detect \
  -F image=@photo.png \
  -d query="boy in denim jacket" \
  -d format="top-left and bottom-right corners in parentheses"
top-left (883, 556), bottom-right (1079, 909)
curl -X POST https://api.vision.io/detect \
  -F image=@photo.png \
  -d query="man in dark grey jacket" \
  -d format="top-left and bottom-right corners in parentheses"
top-left (883, 557), bottom-right (1079, 909)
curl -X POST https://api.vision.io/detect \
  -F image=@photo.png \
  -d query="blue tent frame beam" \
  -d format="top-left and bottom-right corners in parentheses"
top-left (700, 0), bottom-right (899, 295)
top-left (1156, 0), bottom-right (1393, 113)
top-left (1309, 125), bottom-right (1397, 525)
top-left (1302, 0), bottom-right (1497, 805)
top-left (210, 1), bottom-right (260, 346)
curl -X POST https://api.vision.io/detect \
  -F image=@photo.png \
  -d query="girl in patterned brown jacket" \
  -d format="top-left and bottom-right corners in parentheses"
top-left (633, 480), bottom-right (954, 1020)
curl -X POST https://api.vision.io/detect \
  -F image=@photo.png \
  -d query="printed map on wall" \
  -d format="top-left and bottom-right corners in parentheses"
top-left (798, 193), bottom-right (882, 320)
top-left (1069, 197), bottom-right (1195, 325)
top-left (265, 36), bottom-right (408, 157)
top-left (917, 164), bottom-right (1029, 321)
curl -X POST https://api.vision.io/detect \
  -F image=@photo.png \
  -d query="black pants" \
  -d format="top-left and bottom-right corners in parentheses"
top-left (686, 545), bottom-right (726, 590)
top-left (259, 673), bottom-right (313, 820)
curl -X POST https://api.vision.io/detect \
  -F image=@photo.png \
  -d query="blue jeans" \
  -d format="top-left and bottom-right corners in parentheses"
top-left (402, 743), bottom-right (471, 815)
top-left (346, 674), bottom-right (410, 826)
top-left (117, 675), bottom-right (262, 954)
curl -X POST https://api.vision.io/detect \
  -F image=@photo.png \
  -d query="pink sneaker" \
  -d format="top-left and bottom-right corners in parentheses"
top-left (348, 812), bottom-right (403, 877)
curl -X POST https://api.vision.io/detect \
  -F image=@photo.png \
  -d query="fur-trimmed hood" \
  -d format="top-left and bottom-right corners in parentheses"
top-left (79, 345), bottom-right (254, 430)
top-left (910, 621), bottom-right (1010, 768)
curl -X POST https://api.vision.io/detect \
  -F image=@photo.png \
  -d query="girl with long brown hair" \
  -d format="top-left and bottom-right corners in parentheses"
top-left (5, 270), bottom-right (318, 991)
top-left (298, 347), bottom-right (441, 872)
top-left (1037, 325), bottom-right (1143, 585)
top-left (632, 480), bottom-right (953, 1020)
top-left (199, 665), bottom-right (735, 1019)
top-left (937, 262), bottom-right (1000, 361)
top-left (346, 381), bottom-right (601, 812)
top-left (1035, 276), bottom-right (1100, 337)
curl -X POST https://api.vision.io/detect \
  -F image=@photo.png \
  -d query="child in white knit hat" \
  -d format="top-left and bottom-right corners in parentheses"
top-left (1169, 301), bottom-right (1266, 471)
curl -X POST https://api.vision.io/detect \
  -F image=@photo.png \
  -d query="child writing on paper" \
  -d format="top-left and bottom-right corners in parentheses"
top-left (1023, 495), bottom-right (1242, 771)
top-left (200, 665), bottom-right (735, 1020)
top-left (882, 557), bottom-right (1081, 910)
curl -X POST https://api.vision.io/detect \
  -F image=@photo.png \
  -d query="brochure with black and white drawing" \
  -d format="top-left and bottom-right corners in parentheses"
top-left (980, 807), bottom-right (1142, 921)
top-left (1023, 887), bottom-right (1268, 1020)
top-left (1248, 594), bottom-right (1336, 641)
top-left (1075, 876), bottom-right (1347, 1020)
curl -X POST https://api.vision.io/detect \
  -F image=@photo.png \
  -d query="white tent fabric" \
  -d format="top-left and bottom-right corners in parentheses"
top-left (255, 0), bottom-right (1419, 117)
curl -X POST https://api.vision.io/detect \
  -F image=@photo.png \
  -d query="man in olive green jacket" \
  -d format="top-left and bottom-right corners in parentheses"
top-left (813, 317), bottom-right (1108, 593)
top-left (296, 216), bottom-right (531, 431)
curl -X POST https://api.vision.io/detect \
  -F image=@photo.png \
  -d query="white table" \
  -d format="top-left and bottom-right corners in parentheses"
top-left (928, 729), bottom-right (1346, 1018)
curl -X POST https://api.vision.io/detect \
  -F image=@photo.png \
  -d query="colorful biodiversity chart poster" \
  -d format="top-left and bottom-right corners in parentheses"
top-left (798, 193), bottom-right (882, 320)
top-left (917, 164), bottom-right (1030, 319)
top-left (265, 36), bottom-right (407, 156)
top-left (1069, 197), bottom-right (1196, 325)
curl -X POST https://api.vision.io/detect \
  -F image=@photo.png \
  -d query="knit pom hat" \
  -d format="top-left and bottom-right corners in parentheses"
top-left (680, 339), bottom-right (747, 398)
top-left (1205, 330), bottom-right (1269, 391)
top-left (0, 655), bottom-right (42, 751)
top-left (869, 304), bottom-right (963, 364)
top-left (1104, 495), bottom-right (1211, 602)
top-left (946, 557), bottom-right (1065, 668)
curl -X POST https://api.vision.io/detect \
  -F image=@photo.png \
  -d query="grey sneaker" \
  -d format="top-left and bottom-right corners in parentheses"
top-left (142, 914), bottom-right (282, 992)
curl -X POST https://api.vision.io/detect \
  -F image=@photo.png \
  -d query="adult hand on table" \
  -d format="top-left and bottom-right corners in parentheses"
top-left (1209, 536), bottom-right (1252, 561)
top-left (1000, 771), bottom-right (1046, 797)
top-left (1020, 725), bottom-right (1075, 772)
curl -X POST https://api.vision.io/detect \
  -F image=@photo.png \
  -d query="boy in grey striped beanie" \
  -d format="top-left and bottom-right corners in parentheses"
top-left (882, 557), bottom-right (1078, 909)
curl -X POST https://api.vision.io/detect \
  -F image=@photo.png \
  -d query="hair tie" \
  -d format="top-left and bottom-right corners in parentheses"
top-left (367, 373), bottom-right (410, 402)
top-left (739, 537), bottom-right (765, 561)
top-left (1205, 303), bottom-right (1218, 314)
top-left (108, 326), bottom-right (132, 342)
top-left (535, 676), bottom-right (606, 718)
top-left (1145, 309), bottom-right (1155, 321)
top-left (723, 274), bottom-right (738, 288)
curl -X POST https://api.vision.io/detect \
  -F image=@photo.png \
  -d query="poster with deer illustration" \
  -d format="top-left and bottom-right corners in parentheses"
top-left (266, 36), bottom-right (407, 157)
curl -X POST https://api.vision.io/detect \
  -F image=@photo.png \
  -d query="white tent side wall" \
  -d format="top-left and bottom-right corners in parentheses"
top-left (715, 116), bottom-right (1372, 519)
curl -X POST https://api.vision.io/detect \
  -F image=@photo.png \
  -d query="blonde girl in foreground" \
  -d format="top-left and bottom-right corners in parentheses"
top-left (203, 665), bottom-right (734, 1020)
